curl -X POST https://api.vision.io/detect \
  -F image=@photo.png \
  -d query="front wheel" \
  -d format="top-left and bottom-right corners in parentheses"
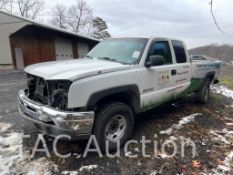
top-left (196, 79), bottom-right (211, 104)
top-left (93, 102), bottom-right (134, 152)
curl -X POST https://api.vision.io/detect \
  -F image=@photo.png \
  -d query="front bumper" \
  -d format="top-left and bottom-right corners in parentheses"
top-left (18, 90), bottom-right (94, 140)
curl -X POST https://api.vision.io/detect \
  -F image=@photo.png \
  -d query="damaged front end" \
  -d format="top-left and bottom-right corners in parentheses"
top-left (18, 74), bottom-right (94, 139)
top-left (26, 74), bottom-right (71, 110)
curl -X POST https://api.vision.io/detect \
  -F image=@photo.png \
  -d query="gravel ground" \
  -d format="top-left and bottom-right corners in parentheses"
top-left (0, 67), bottom-right (232, 175)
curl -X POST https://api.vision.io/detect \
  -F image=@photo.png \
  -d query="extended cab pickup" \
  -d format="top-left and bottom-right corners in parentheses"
top-left (18, 37), bottom-right (222, 151)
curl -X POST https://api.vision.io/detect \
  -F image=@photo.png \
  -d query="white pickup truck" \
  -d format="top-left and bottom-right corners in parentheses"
top-left (18, 37), bottom-right (222, 151)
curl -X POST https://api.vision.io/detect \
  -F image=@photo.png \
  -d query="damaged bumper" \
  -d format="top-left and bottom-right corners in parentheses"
top-left (18, 90), bottom-right (94, 140)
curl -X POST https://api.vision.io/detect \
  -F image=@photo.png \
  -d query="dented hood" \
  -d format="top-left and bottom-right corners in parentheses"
top-left (25, 59), bottom-right (130, 81)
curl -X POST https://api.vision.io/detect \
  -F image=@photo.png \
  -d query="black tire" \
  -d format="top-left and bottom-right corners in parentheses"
top-left (196, 79), bottom-right (211, 104)
top-left (93, 102), bottom-right (134, 152)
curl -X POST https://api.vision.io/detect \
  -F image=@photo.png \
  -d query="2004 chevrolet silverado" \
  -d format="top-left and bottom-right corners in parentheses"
top-left (18, 37), bottom-right (222, 151)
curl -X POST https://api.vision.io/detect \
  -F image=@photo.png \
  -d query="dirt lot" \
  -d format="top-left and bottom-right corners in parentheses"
top-left (0, 64), bottom-right (233, 175)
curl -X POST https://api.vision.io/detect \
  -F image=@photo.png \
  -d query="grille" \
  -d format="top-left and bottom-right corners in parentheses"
top-left (26, 74), bottom-right (49, 105)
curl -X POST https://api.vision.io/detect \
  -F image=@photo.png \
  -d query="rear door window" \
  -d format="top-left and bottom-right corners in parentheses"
top-left (172, 40), bottom-right (187, 63)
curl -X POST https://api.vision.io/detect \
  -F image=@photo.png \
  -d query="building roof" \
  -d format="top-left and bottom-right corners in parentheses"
top-left (0, 10), bottom-right (99, 42)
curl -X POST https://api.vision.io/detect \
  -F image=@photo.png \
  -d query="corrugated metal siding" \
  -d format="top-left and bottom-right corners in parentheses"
top-left (0, 13), bottom-right (29, 64)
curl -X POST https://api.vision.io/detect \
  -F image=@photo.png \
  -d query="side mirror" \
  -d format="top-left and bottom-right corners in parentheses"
top-left (145, 55), bottom-right (165, 68)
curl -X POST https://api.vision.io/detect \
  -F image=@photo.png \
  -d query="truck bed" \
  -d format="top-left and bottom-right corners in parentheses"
top-left (191, 59), bottom-right (222, 80)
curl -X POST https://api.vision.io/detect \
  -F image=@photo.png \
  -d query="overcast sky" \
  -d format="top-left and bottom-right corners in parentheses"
top-left (46, 0), bottom-right (233, 49)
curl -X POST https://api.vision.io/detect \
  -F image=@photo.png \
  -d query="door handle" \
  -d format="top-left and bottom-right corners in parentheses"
top-left (171, 69), bottom-right (177, 75)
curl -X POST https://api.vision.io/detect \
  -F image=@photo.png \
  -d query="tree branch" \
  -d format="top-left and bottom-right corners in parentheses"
top-left (210, 0), bottom-right (225, 34)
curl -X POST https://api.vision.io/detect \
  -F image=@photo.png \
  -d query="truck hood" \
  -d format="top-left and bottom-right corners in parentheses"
top-left (25, 59), bottom-right (130, 81)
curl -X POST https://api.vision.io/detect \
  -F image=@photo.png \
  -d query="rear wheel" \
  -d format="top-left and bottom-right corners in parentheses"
top-left (93, 102), bottom-right (134, 152)
top-left (196, 79), bottom-right (211, 104)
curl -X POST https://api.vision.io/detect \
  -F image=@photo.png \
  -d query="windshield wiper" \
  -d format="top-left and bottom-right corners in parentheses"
top-left (97, 57), bottom-right (117, 62)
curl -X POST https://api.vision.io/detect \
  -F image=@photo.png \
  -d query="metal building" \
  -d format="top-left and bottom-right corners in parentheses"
top-left (0, 11), bottom-right (99, 69)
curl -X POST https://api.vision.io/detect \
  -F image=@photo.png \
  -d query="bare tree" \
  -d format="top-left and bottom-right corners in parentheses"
top-left (51, 4), bottom-right (67, 29)
top-left (17, 0), bottom-right (44, 20)
top-left (209, 0), bottom-right (224, 34)
top-left (67, 0), bottom-right (92, 33)
top-left (0, 0), bottom-right (8, 10)
top-left (0, 0), bottom-right (13, 12)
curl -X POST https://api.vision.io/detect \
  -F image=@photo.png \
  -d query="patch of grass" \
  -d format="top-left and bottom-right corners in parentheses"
top-left (228, 137), bottom-right (233, 144)
top-left (220, 76), bottom-right (233, 90)
top-left (229, 157), bottom-right (233, 167)
top-left (212, 93), bottom-right (225, 103)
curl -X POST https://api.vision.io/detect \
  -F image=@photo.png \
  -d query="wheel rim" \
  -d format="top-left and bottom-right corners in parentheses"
top-left (105, 115), bottom-right (127, 142)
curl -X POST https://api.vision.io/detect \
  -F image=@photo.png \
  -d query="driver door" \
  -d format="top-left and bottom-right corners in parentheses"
top-left (140, 40), bottom-right (178, 111)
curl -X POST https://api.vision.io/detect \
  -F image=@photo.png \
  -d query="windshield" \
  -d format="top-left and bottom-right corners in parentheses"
top-left (87, 38), bottom-right (148, 64)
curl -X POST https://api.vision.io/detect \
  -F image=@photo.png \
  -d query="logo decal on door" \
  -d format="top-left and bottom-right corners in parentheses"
top-left (158, 71), bottom-right (170, 86)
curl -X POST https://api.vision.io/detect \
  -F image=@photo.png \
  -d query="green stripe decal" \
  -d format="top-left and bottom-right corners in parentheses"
top-left (186, 78), bottom-right (203, 93)
top-left (139, 78), bottom-right (203, 112)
